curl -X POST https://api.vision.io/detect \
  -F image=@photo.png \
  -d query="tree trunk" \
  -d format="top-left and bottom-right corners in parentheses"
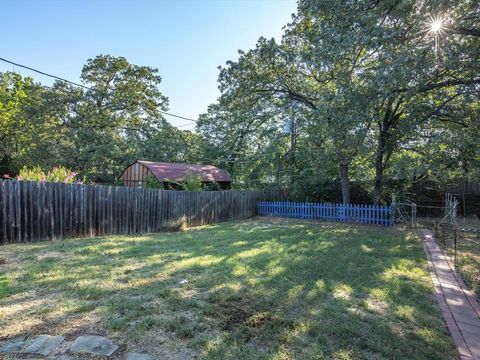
top-left (373, 97), bottom-right (403, 205)
top-left (373, 128), bottom-right (387, 204)
top-left (373, 157), bottom-right (384, 205)
top-left (340, 161), bottom-right (351, 204)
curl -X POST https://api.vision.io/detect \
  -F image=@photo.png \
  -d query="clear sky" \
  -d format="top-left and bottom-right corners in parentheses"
top-left (0, 0), bottom-right (297, 128)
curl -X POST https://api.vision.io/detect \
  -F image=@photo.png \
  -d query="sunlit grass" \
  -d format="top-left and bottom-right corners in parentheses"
top-left (455, 230), bottom-right (480, 297)
top-left (0, 219), bottom-right (457, 359)
top-left (0, 275), bottom-right (8, 299)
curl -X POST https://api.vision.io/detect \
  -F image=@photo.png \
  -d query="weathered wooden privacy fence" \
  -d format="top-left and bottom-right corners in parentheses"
top-left (257, 201), bottom-right (394, 226)
top-left (0, 180), bottom-right (278, 245)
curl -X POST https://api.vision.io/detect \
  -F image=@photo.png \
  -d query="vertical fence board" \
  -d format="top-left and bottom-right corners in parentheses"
top-left (257, 201), bottom-right (393, 226)
top-left (0, 179), bottom-right (278, 244)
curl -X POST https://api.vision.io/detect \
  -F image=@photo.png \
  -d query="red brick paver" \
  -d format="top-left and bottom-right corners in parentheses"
top-left (422, 229), bottom-right (480, 360)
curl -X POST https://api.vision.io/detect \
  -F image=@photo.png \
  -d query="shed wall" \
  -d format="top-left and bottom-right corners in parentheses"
top-left (120, 162), bottom-right (152, 188)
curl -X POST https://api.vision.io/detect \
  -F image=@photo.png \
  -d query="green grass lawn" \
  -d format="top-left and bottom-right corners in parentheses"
top-left (456, 230), bottom-right (480, 297)
top-left (0, 218), bottom-right (457, 359)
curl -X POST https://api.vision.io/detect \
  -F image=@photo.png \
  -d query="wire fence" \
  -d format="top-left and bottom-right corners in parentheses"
top-left (430, 194), bottom-right (480, 297)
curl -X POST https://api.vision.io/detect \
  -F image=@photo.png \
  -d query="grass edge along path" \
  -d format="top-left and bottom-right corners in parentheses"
top-left (422, 229), bottom-right (480, 360)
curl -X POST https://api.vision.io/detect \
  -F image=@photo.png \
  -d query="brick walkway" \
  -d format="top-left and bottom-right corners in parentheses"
top-left (422, 229), bottom-right (480, 360)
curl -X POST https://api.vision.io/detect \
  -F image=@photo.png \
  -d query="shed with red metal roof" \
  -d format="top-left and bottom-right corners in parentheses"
top-left (119, 160), bottom-right (232, 189)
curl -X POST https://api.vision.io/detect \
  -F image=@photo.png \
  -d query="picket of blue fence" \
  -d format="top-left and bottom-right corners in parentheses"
top-left (257, 201), bottom-right (394, 226)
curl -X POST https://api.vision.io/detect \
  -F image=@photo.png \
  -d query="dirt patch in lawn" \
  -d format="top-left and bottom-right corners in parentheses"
top-left (208, 294), bottom-right (255, 330)
top-left (207, 292), bottom-right (292, 333)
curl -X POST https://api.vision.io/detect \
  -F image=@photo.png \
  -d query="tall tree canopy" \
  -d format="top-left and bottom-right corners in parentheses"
top-left (198, 0), bottom-right (480, 203)
top-left (0, 55), bottom-right (203, 183)
top-left (1, 2), bottom-right (478, 201)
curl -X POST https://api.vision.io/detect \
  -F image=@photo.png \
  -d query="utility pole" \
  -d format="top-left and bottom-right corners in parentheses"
top-left (290, 106), bottom-right (297, 188)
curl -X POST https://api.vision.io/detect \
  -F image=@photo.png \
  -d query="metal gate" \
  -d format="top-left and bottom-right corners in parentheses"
top-left (392, 201), bottom-right (417, 227)
top-left (434, 193), bottom-right (459, 265)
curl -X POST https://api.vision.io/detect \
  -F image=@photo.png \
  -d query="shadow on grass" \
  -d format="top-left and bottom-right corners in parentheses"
top-left (0, 220), bottom-right (457, 359)
top-left (0, 275), bottom-right (8, 299)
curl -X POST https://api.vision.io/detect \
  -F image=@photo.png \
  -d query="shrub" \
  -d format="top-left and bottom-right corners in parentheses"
top-left (5, 166), bottom-right (83, 184)
top-left (181, 174), bottom-right (204, 191)
top-left (145, 174), bottom-right (164, 189)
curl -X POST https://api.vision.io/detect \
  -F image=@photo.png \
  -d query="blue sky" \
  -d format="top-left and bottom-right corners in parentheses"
top-left (0, 0), bottom-right (297, 128)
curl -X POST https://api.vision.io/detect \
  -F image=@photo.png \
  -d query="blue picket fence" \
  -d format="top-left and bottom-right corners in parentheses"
top-left (257, 201), bottom-right (394, 226)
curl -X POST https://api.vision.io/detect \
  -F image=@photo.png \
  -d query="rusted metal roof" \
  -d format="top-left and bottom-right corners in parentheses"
top-left (138, 161), bottom-right (232, 182)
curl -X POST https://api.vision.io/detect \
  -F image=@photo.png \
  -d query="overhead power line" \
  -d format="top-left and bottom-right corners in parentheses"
top-left (160, 111), bottom-right (197, 122)
top-left (177, 122), bottom-right (197, 128)
top-left (0, 57), bottom-right (92, 90)
top-left (0, 57), bottom-right (198, 123)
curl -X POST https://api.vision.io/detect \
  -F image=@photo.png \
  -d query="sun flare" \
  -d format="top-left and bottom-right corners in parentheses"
top-left (431, 19), bottom-right (443, 33)
top-left (427, 15), bottom-right (445, 35)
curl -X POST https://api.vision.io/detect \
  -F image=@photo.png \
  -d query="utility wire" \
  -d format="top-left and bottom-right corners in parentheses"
top-left (162, 112), bottom-right (197, 122)
top-left (177, 122), bottom-right (197, 128)
top-left (0, 56), bottom-right (198, 123)
top-left (0, 57), bottom-right (92, 90)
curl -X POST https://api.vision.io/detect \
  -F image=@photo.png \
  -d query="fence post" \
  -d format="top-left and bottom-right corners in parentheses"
top-left (411, 203), bottom-right (417, 228)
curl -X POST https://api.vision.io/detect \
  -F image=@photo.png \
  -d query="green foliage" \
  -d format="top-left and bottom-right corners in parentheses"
top-left (1, 2), bottom-right (479, 202)
top-left (144, 175), bottom-right (164, 189)
top-left (197, 0), bottom-right (480, 203)
top-left (0, 72), bottom-right (45, 176)
top-left (180, 173), bottom-right (204, 191)
top-left (204, 181), bottom-right (221, 191)
top-left (0, 56), bottom-right (205, 184)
